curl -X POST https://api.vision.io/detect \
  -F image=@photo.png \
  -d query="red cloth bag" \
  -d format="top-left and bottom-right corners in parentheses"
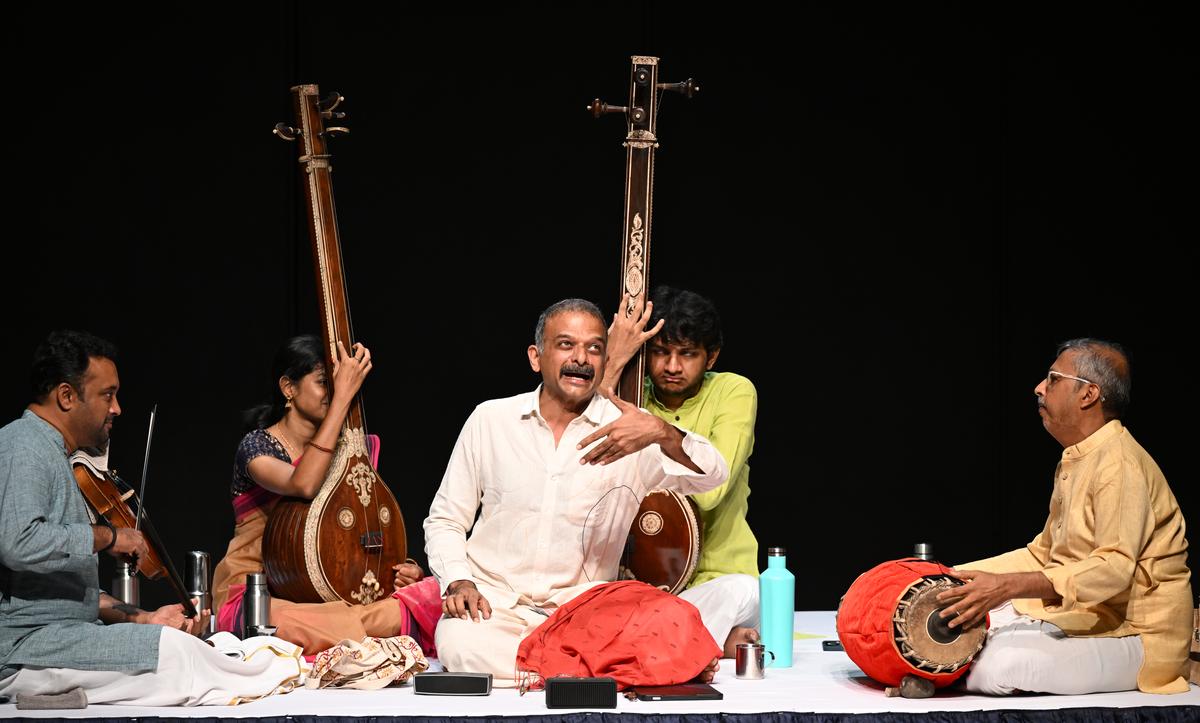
top-left (516, 581), bottom-right (720, 690)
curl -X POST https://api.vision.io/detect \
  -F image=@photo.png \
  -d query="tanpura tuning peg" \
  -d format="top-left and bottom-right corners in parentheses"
top-left (588, 98), bottom-right (625, 118)
top-left (322, 127), bottom-right (350, 138)
top-left (657, 78), bottom-right (700, 98)
top-left (587, 99), bottom-right (646, 123)
top-left (318, 92), bottom-right (344, 113)
top-left (273, 123), bottom-right (297, 141)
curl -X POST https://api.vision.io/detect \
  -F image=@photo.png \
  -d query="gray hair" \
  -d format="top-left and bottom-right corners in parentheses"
top-left (1057, 338), bottom-right (1131, 420)
top-left (533, 298), bottom-right (606, 353)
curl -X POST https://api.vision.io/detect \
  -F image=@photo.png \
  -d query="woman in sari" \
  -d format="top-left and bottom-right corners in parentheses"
top-left (211, 335), bottom-right (440, 654)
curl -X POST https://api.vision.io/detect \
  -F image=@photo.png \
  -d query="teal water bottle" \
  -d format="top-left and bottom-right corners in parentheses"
top-left (760, 546), bottom-right (795, 668)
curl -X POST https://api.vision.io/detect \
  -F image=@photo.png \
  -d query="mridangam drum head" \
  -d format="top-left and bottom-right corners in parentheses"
top-left (837, 558), bottom-right (988, 688)
top-left (894, 576), bottom-right (986, 674)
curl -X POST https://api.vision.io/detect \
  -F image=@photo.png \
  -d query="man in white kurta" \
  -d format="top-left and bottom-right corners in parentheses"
top-left (424, 300), bottom-right (729, 685)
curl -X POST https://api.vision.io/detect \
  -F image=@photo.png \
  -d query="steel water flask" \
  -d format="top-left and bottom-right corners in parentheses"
top-left (242, 572), bottom-right (271, 638)
top-left (111, 561), bottom-right (139, 607)
top-left (186, 551), bottom-right (216, 635)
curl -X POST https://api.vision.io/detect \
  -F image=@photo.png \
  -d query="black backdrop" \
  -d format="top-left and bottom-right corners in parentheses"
top-left (4, 4), bottom-right (1196, 611)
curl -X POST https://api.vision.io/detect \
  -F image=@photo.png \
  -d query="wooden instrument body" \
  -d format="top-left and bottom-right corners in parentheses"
top-left (263, 84), bottom-right (407, 605)
top-left (623, 488), bottom-right (701, 594)
top-left (71, 449), bottom-right (198, 616)
top-left (608, 57), bottom-right (701, 595)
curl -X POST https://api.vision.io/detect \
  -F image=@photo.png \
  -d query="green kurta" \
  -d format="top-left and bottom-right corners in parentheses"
top-left (0, 410), bottom-right (160, 679)
top-left (644, 372), bottom-right (759, 586)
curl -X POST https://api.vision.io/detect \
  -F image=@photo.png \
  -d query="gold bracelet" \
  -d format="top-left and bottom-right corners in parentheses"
top-left (305, 440), bottom-right (335, 454)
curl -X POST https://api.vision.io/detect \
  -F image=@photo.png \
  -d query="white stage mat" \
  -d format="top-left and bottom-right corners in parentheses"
top-left (3, 612), bottom-right (1197, 718)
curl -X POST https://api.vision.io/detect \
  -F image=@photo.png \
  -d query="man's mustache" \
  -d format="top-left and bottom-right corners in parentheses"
top-left (560, 363), bottom-right (595, 379)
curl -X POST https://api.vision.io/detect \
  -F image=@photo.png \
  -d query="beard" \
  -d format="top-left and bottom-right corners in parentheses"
top-left (87, 417), bottom-right (114, 449)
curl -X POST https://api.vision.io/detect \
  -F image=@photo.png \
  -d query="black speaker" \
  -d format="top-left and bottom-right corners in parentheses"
top-left (544, 677), bottom-right (617, 709)
top-left (413, 672), bottom-right (493, 696)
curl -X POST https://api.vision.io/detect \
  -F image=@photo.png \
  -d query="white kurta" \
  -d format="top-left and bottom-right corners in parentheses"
top-left (424, 388), bottom-right (729, 611)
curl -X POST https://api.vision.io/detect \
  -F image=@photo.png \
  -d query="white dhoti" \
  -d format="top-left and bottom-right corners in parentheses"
top-left (964, 602), bottom-right (1143, 695)
top-left (678, 573), bottom-right (760, 656)
top-left (0, 627), bottom-right (304, 706)
top-left (434, 604), bottom-right (550, 688)
top-left (434, 574), bottom-right (763, 686)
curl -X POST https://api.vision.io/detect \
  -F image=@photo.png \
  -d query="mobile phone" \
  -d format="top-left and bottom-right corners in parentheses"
top-left (822, 639), bottom-right (844, 651)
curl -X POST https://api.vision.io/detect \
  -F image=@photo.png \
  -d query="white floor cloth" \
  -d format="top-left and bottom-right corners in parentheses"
top-left (3, 612), bottom-right (1196, 717)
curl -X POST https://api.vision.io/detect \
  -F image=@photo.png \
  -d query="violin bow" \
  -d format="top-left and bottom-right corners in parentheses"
top-left (132, 404), bottom-right (198, 618)
top-left (135, 404), bottom-right (156, 531)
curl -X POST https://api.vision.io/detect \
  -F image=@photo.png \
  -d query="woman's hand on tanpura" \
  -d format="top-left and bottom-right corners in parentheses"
top-left (393, 561), bottom-right (425, 590)
top-left (330, 340), bottom-right (373, 403)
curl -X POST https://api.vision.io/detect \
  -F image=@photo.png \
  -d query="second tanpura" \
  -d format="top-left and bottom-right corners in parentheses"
top-left (589, 56), bottom-right (701, 594)
top-left (264, 85), bottom-right (407, 605)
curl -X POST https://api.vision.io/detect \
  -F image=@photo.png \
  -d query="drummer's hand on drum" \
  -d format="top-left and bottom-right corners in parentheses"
top-left (393, 560), bottom-right (425, 590)
top-left (938, 568), bottom-right (1058, 629)
top-left (578, 391), bottom-right (675, 466)
top-left (330, 340), bottom-right (373, 404)
top-left (936, 569), bottom-right (1004, 629)
top-left (443, 579), bottom-right (492, 622)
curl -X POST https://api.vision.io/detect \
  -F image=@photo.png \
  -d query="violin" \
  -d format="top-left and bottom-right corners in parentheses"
top-left (71, 450), bottom-right (198, 618)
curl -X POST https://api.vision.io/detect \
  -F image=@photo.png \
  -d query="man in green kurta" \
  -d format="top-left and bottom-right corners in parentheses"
top-left (1, 331), bottom-right (303, 706)
top-left (603, 287), bottom-right (760, 658)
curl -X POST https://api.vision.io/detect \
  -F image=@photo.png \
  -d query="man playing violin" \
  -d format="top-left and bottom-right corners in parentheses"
top-left (603, 286), bottom-right (761, 659)
top-left (0, 331), bottom-right (304, 705)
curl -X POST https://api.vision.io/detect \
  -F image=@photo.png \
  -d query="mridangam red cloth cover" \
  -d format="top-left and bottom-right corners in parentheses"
top-left (837, 558), bottom-right (977, 688)
top-left (516, 580), bottom-right (720, 690)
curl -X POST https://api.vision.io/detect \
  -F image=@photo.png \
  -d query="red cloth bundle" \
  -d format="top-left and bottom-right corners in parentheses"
top-left (516, 581), bottom-right (720, 689)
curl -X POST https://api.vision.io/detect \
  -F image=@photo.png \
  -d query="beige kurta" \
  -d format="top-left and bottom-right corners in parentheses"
top-left (965, 420), bottom-right (1192, 693)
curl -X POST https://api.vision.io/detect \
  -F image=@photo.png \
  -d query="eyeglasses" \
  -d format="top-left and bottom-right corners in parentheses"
top-left (1045, 370), bottom-right (1097, 388)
